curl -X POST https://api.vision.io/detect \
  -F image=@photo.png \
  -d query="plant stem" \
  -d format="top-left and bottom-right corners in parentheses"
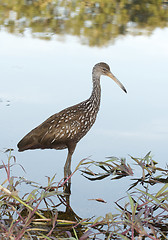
top-left (0, 184), bottom-right (46, 219)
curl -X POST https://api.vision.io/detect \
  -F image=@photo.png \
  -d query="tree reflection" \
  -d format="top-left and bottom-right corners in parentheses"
top-left (0, 0), bottom-right (168, 46)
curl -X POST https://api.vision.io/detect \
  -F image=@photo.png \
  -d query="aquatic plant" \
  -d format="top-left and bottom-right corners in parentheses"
top-left (0, 150), bottom-right (168, 239)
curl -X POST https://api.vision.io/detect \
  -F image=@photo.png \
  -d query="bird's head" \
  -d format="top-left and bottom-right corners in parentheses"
top-left (93, 62), bottom-right (127, 93)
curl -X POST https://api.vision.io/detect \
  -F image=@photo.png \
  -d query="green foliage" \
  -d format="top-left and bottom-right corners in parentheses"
top-left (0, 0), bottom-right (168, 46)
top-left (0, 150), bottom-right (168, 239)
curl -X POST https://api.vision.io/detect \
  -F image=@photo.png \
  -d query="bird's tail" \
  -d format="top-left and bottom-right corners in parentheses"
top-left (17, 134), bottom-right (39, 151)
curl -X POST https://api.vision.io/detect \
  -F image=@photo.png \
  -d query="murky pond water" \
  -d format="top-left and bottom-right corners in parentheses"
top-left (0, 0), bottom-right (168, 222)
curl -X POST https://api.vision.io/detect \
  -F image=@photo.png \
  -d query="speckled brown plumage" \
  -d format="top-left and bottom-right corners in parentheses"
top-left (17, 62), bottom-right (127, 179)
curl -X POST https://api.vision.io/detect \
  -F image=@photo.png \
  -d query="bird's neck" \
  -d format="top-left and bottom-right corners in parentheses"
top-left (89, 74), bottom-right (101, 111)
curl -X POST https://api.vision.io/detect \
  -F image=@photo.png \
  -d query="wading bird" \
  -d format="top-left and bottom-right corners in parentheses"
top-left (17, 62), bottom-right (127, 181)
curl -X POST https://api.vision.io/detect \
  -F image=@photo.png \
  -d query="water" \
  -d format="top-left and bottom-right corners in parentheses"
top-left (0, 2), bottom-right (168, 220)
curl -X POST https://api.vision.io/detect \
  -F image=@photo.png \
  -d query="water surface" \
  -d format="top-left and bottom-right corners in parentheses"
top-left (0, 0), bottom-right (168, 219)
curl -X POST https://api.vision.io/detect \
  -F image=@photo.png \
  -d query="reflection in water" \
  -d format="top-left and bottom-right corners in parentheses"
top-left (0, 0), bottom-right (168, 46)
top-left (40, 190), bottom-right (84, 238)
top-left (19, 181), bottom-right (85, 238)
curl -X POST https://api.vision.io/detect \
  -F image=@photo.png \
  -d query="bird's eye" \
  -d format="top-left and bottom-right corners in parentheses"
top-left (103, 68), bottom-right (106, 72)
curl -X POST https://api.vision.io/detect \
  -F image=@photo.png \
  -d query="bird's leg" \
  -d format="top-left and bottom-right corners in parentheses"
top-left (64, 151), bottom-right (73, 194)
top-left (64, 151), bottom-right (72, 181)
top-left (64, 143), bottom-right (76, 185)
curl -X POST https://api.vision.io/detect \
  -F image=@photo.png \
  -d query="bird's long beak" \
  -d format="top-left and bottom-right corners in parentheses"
top-left (107, 71), bottom-right (127, 93)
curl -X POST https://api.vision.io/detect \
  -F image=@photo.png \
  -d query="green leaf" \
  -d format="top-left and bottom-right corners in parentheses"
top-left (155, 183), bottom-right (168, 197)
top-left (115, 233), bottom-right (131, 240)
top-left (137, 188), bottom-right (167, 209)
top-left (127, 193), bottom-right (135, 214)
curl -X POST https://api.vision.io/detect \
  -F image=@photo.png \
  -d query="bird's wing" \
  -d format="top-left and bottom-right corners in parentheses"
top-left (39, 107), bottom-right (87, 144)
top-left (18, 102), bottom-right (90, 151)
top-left (17, 114), bottom-right (60, 150)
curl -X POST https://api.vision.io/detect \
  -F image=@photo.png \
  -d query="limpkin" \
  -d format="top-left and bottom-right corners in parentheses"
top-left (17, 62), bottom-right (127, 180)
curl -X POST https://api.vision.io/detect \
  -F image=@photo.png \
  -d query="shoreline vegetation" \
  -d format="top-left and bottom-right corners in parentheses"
top-left (0, 150), bottom-right (168, 239)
